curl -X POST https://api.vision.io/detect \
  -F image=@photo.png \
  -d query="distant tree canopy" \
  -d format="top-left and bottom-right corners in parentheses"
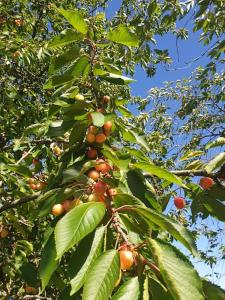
top-left (0, 1), bottom-right (225, 299)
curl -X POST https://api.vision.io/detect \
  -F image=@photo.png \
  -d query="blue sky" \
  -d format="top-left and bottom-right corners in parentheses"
top-left (104, 0), bottom-right (225, 289)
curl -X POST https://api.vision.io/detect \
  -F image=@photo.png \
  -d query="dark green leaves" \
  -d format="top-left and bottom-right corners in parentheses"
top-left (202, 280), bottom-right (225, 300)
top-left (57, 8), bottom-right (88, 34)
top-left (39, 234), bottom-right (58, 291)
top-left (108, 25), bottom-right (139, 47)
top-left (55, 203), bottom-right (105, 259)
top-left (148, 239), bottom-right (204, 300)
top-left (111, 277), bottom-right (140, 300)
top-left (82, 250), bottom-right (120, 300)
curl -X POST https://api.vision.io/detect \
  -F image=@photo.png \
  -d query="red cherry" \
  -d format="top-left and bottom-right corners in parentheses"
top-left (93, 181), bottom-right (107, 194)
top-left (95, 159), bottom-right (111, 174)
top-left (108, 188), bottom-right (117, 197)
top-left (32, 158), bottom-right (40, 165)
top-left (199, 177), bottom-right (215, 190)
top-left (87, 148), bottom-right (98, 159)
top-left (174, 197), bottom-right (186, 209)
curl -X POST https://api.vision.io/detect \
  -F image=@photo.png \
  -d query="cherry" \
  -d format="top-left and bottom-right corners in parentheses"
top-left (30, 183), bottom-right (38, 190)
top-left (88, 125), bottom-right (98, 134)
top-left (15, 18), bottom-right (23, 26)
top-left (62, 200), bottom-right (72, 211)
top-left (199, 177), bottom-right (215, 190)
top-left (28, 178), bottom-right (36, 184)
top-left (95, 159), bottom-right (111, 174)
top-left (87, 148), bottom-right (98, 159)
top-left (86, 133), bottom-right (96, 143)
top-left (32, 158), bottom-right (40, 165)
top-left (88, 170), bottom-right (100, 181)
top-left (0, 228), bottom-right (8, 238)
top-left (174, 197), bottom-right (186, 209)
top-left (51, 204), bottom-right (64, 216)
top-left (102, 95), bottom-right (110, 103)
top-left (13, 50), bottom-right (20, 58)
top-left (95, 133), bottom-right (106, 144)
top-left (108, 188), bottom-right (117, 197)
top-left (25, 286), bottom-right (37, 294)
top-left (119, 250), bottom-right (134, 271)
top-left (103, 121), bottom-right (113, 131)
top-left (93, 181), bottom-right (107, 194)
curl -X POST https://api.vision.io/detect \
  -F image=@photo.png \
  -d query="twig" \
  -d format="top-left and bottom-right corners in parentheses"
top-left (16, 147), bottom-right (34, 165)
top-left (0, 193), bottom-right (40, 214)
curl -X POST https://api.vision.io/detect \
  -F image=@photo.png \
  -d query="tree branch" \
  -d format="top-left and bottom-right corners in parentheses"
top-left (0, 193), bottom-right (40, 214)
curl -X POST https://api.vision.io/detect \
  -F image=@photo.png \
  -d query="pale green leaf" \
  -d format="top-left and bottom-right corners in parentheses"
top-left (111, 277), bottom-right (140, 300)
top-left (205, 152), bottom-right (225, 173)
top-left (55, 203), bottom-right (105, 259)
top-left (206, 137), bottom-right (225, 150)
top-left (108, 25), bottom-right (139, 47)
top-left (57, 8), bottom-right (88, 34)
top-left (82, 250), bottom-right (120, 300)
top-left (134, 162), bottom-right (185, 187)
top-left (148, 239), bottom-right (204, 300)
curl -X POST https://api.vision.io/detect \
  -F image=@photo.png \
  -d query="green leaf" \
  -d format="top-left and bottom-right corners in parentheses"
top-left (99, 73), bottom-right (135, 85)
top-left (48, 29), bottom-right (83, 49)
top-left (44, 56), bottom-right (90, 89)
top-left (205, 152), bottom-right (225, 173)
top-left (180, 151), bottom-right (205, 161)
top-left (20, 262), bottom-right (39, 288)
top-left (134, 162), bottom-right (185, 187)
top-left (70, 226), bottom-right (105, 295)
top-left (108, 25), bottom-right (139, 47)
top-left (102, 146), bottom-right (131, 171)
top-left (148, 277), bottom-right (173, 300)
top-left (49, 46), bottom-right (80, 75)
top-left (124, 206), bottom-right (197, 255)
top-left (55, 203), bottom-right (105, 259)
top-left (82, 250), bottom-right (120, 300)
top-left (57, 8), bottom-right (88, 34)
top-left (114, 193), bottom-right (145, 208)
top-left (69, 122), bottom-right (87, 147)
top-left (148, 239), bottom-right (204, 300)
top-left (206, 137), bottom-right (225, 150)
top-left (202, 280), bottom-right (225, 300)
top-left (47, 120), bottom-right (74, 137)
top-left (111, 277), bottom-right (140, 300)
top-left (120, 128), bottom-right (150, 152)
top-left (39, 234), bottom-right (58, 291)
top-left (90, 112), bottom-right (105, 127)
top-left (2, 164), bottom-right (32, 178)
top-left (203, 197), bottom-right (225, 222)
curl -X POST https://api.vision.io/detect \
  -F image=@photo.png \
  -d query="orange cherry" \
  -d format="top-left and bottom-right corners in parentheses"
top-left (86, 133), bottom-right (96, 143)
top-left (119, 250), bottom-right (134, 271)
top-left (87, 148), bottom-right (98, 159)
top-left (88, 170), bottom-right (100, 181)
top-left (95, 133), bottom-right (106, 144)
top-left (51, 204), bottom-right (64, 216)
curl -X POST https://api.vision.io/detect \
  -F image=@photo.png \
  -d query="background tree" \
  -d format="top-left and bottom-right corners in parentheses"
top-left (0, 0), bottom-right (225, 299)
